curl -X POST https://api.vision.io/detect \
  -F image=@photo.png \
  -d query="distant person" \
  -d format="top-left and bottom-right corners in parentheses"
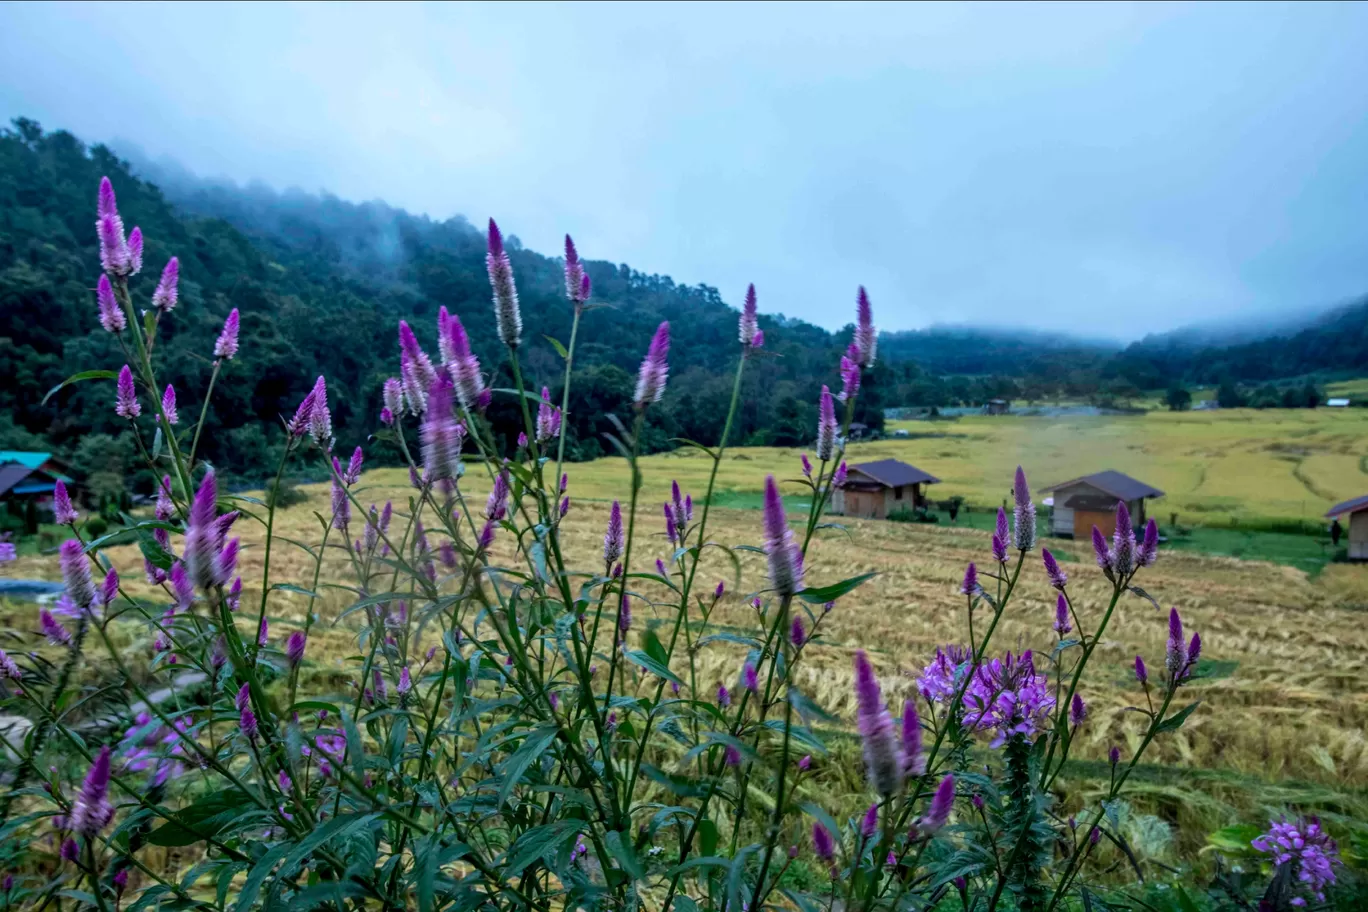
top-left (1331, 518), bottom-right (1343, 547)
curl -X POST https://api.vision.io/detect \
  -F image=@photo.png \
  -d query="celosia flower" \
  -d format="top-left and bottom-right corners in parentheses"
top-left (801, 453), bottom-right (813, 478)
top-left (1110, 745), bottom-right (1121, 766)
top-left (536, 386), bottom-right (562, 443)
top-left (0, 542), bottom-right (12, 563)
top-left (170, 563), bottom-right (194, 612)
top-left (441, 312), bottom-right (485, 411)
top-left (397, 666), bottom-right (412, 696)
top-left (798, 754), bottom-right (812, 771)
top-left (959, 562), bottom-right (979, 596)
top-left (742, 661), bottom-right (758, 693)
top-left (853, 650), bottom-right (903, 796)
top-left (1012, 466), bottom-right (1036, 551)
top-left (286, 630), bottom-right (306, 668)
top-left (240, 707), bottom-right (258, 740)
top-left (634, 321), bottom-right (671, 406)
top-left (617, 595), bottom-right (632, 635)
top-left (115, 364), bottom-right (140, 418)
top-left (724, 744), bottom-right (742, 767)
top-left (155, 475), bottom-right (174, 521)
top-left (382, 377), bottom-right (403, 423)
top-left (790, 615), bottom-right (806, 647)
top-left (486, 219), bottom-right (522, 347)
top-left (161, 385), bottom-right (178, 425)
top-left (762, 475), bottom-right (803, 597)
top-left (96, 177), bottom-right (130, 275)
top-left (962, 650), bottom-right (1055, 747)
top-left (1252, 817), bottom-right (1341, 904)
top-left (917, 645), bottom-right (971, 703)
top-left (235, 682), bottom-right (251, 713)
top-left (1165, 608), bottom-right (1187, 683)
top-left (40, 609), bottom-right (71, 645)
top-left (287, 385), bottom-right (316, 439)
top-left (59, 539), bottom-right (96, 614)
top-left (126, 226), bottom-right (143, 275)
top-left (714, 580), bottom-right (725, 599)
top-left (1092, 525), bottom-right (1112, 573)
top-left (1134, 655), bottom-right (1148, 684)
top-left (559, 495), bottom-right (570, 517)
top-left (184, 471), bottom-right (224, 591)
top-left (1053, 594), bottom-right (1072, 635)
top-left (421, 375), bottom-right (465, 483)
top-left (816, 385), bottom-right (837, 461)
top-left (902, 699), bottom-right (926, 776)
top-left (921, 774), bottom-right (955, 833)
top-left (565, 235), bottom-right (589, 305)
top-left (656, 557), bottom-right (668, 577)
top-left (477, 519), bottom-right (496, 551)
top-left (604, 500), bottom-right (625, 566)
top-left (1041, 548), bottom-right (1067, 589)
top-left (53, 480), bottom-right (78, 525)
top-left (151, 257), bottom-right (179, 312)
top-left (96, 274), bottom-right (125, 332)
top-left (60, 838), bottom-right (79, 863)
top-left (485, 470), bottom-right (509, 522)
top-left (861, 804), bottom-right (879, 838)
top-left (226, 577), bottom-right (241, 611)
top-left (304, 376), bottom-right (331, 446)
top-left (991, 508), bottom-right (1009, 564)
top-left (0, 648), bottom-right (20, 679)
top-left (1112, 501), bottom-right (1137, 577)
top-left (100, 568), bottom-right (119, 610)
top-left (69, 746), bottom-right (114, 836)
top-left (833, 461), bottom-right (848, 487)
top-left (812, 822), bottom-right (836, 864)
top-left (739, 283), bottom-right (759, 345)
top-left (717, 683), bottom-right (731, 707)
top-left (214, 308), bottom-right (240, 360)
top-left (517, 432), bottom-right (528, 450)
top-left (854, 286), bottom-right (877, 367)
top-left (1070, 694), bottom-right (1087, 726)
top-left (1136, 519), bottom-right (1159, 567)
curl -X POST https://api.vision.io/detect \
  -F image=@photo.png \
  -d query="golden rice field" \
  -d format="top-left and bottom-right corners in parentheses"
top-left (556, 406), bottom-right (1368, 525)
top-left (8, 463), bottom-right (1366, 830)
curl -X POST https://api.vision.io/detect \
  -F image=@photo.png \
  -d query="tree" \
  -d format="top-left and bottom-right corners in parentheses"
top-left (1165, 384), bottom-right (1192, 411)
top-left (1216, 380), bottom-right (1247, 409)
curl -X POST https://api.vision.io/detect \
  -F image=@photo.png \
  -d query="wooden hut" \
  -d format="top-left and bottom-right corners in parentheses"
top-left (831, 459), bottom-right (940, 519)
top-left (1038, 470), bottom-right (1163, 539)
top-left (0, 451), bottom-right (75, 520)
top-left (1326, 495), bottom-right (1368, 561)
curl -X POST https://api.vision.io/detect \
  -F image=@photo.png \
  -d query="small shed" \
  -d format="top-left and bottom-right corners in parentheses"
top-left (983, 399), bottom-right (1011, 415)
top-left (1038, 470), bottom-right (1164, 539)
top-left (1326, 495), bottom-right (1368, 561)
top-left (0, 452), bottom-right (75, 519)
top-left (1327, 398), bottom-right (1350, 408)
top-left (832, 458), bottom-right (940, 519)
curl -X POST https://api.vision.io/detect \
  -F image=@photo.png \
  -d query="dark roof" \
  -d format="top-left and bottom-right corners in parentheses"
top-left (1040, 470), bottom-right (1163, 502)
top-left (1326, 494), bottom-right (1368, 518)
top-left (848, 459), bottom-right (940, 488)
top-left (0, 463), bottom-right (37, 498)
top-left (1063, 494), bottom-right (1122, 511)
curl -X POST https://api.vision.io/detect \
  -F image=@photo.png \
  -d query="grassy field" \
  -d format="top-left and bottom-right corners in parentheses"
top-left (555, 407), bottom-right (1368, 529)
top-left (6, 463), bottom-right (1366, 866)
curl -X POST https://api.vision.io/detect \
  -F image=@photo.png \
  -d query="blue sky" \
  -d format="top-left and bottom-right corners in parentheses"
top-left (2, 1), bottom-right (1367, 338)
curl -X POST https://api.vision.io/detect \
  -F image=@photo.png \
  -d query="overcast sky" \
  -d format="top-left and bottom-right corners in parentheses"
top-left (3, 2), bottom-right (1367, 338)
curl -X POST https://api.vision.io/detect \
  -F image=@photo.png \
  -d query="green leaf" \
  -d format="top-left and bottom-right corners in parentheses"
top-left (727, 844), bottom-right (760, 912)
top-left (152, 426), bottom-right (163, 461)
top-left (278, 812), bottom-right (379, 880)
top-left (797, 571), bottom-right (877, 604)
top-left (1127, 585), bottom-right (1162, 611)
top-left (340, 707), bottom-right (366, 777)
top-left (233, 843), bottom-right (291, 912)
top-left (698, 818), bottom-right (719, 857)
top-left (270, 583), bottom-right (319, 598)
top-left (497, 724), bottom-right (558, 809)
top-left (605, 829), bottom-right (646, 881)
top-left (137, 528), bottom-right (176, 572)
top-left (1155, 700), bottom-right (1201, 734)
top-left (505, 820), bottom-right (582, 874)
top-left (543, 335), bottom-right (569, 359)
top-left (643, 628), bottom-right (669, 666)
top-left (799, 802), bottom-right (842, 852)
top-left (1175, 886), bottom-right (1201, 912)
top-left (1205, 824), bottom-right (1262, 855)
top-left (146, 788), bottom-right (252, 846)
top-left (41, 369), bottom-right (118, 405)
top-left (671, 438), bottom-right (719, 460)
top-left (625, 649), bottom-right (682, 686)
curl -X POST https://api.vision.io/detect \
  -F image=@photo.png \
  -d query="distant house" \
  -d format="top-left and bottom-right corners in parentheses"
top-left (0, 451), bottom-right (75, 518)
top-left (832, 459), bottom-right (940, 519)
top-left (1194, 400), bottom-right (1221, 410)
top-left (1038, 470), bottom-right (1164, 539)
top-left (847, 422), bottom-right (870, 441)
top-left (1326, 398), bottom-right (1350, 408)
top-left (983, 399), bottom-right (1011, 416)
top-left (1326, 495), bottom-right (1368, 561)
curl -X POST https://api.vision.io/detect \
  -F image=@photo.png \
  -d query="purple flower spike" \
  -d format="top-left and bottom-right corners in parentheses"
top-left (441, 312), bottom-right (485, 411)
top-left (1012, 466), bottom-right (1036, 551)
top-left (799, 754), bottom-right (812, 771)
top-left (1165, 608), bottom-right (1187, 682)
top-left (834, 462), bottom-right (848, 487)
top-left (959, 562), bottom-right (979, 596)
top-left (816, 386), bottom-right (837, 461)
top-left (152, 257), bottom-right (180, 312)
top-left (762, 475), bottom-right (803, 597)
top-left (54, 480), bottom-right (78, 525)
top-left (40, 608), bottom-right (71, 645)
top-left (991, 508), bottom-right (1009, 565)
top-left (602, 500), bottom-right (624, 566)
top-left (853, 650), bottom-right (903, 796)
top-left (1135, 654), bottom-right (1148, 684)
top-left (0, 649), bottom-right (19, 679)
top-left (854, 286), bottom-right (877, 367)
top-left (1252, 817), bottom-right (1341, 904)
top-left (752, 329), bottom-right (764, 347)
top-left (1188, 631), bottom-right (1202, 670)
top-left (742, 661), bottom-right (758, 693)
top-left (739, 283), bottom-right (759, 346)
top-left (1070, 694), bottom-right (1087, 726)
top-left (717, 683), bottom-right (731, 707)
top-left (1042, 548), bottom-right (1068, 590)
top-left (1137, 519), bottom-right (1159, 567)
top-left (1112, 501), bottom-right (1137, 577)
top-left (1053, 594), bottom-right (1072, 635)
top-left (96, 177), bottom-right (130, 276)
top-left (1091, 525), bottom-right (1112, 574)
top-left (161, 385), bottom-right (179, 425)
top-left (634, 321), bottom-right (671, 407)
top-left (100, 568), bottom-right (119, 609)
top-left (306, 376), bottom-right (331, 445)
top-left (70, 746), bottom-right (114, 836)
top-left (1110, 745), bottom-right (1121, 766)
top-left (812, 822), bottom-right (835, 863)
top-left (184, 471), bottom-right (224, 591)
top-left (790, 615), bottom-right (807, 647)
top-left (287, 385), bottom-right (316, 439)
top-left (838, 353), bottom-right (861, 403)
top-left (59, 539), bottom-right (97, 614)
top-left (95, 273), bottom-right (126, 333)
top-left (382, 378), bottom-right (403, 423)
top-left (61, 838), bottom-right (79, 864)
top-left (486, 219), bottom-right (522, 347)
top-left (240, 707), bottom-right (258, 740)
top-left (617, 595), bottom-right (632, 635)
top-left (115, 364), bottom-right (140, 418)
top-left (714, 580), bottom-right (725, 599)
top-left (214, 308), bottom-right (240, 360)
top-left (286, 630), bottom-right (307, 668)
top-left (235, 683), bottom-right (251, 713)
top-left (126, 227), bottom-right (143, 275)
top-left (922, 773), bottom-right (956, 833)
top-left (861, 803), bottom-right (879, 838)
top-left (801, 453), bottom-right (813, 478)
top-left (397, 666), bottom-right (413, 696)
top-left (398, 320), bottom-right (439, 415)
top-left (565, 235), bottom-right (590, 305)
top-left (903, 699), bottom-right (926, 776)
top-left (421, 375), bottom-right (465, 483)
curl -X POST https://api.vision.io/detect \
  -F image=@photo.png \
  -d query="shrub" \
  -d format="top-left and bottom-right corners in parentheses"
top-left (0, 179), bottom-right (1345, 911)
top-left (264, 480), bottom-right (310, 510)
